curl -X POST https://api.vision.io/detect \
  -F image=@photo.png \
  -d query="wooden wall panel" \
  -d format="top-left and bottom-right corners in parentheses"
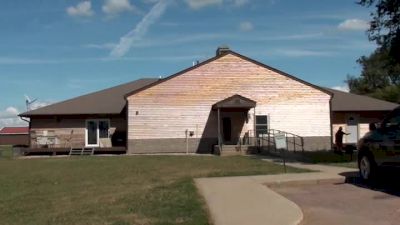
top-left (127, 54), bottom-right (331, 140)
top-left (30, 117), bottom-right (126, 148)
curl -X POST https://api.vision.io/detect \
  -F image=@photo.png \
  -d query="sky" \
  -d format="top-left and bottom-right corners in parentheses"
top-left (0, 0), bottom-right (376, 128)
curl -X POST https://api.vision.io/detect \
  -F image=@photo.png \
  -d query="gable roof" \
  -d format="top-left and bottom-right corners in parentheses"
top-left (19, 78), bottom-right (158, 117)
top-left (212, 94), bottom-right (256, 110)
top-left (0, 127), bottom-right (29, 135)
top-left (124, 50), bottom-right (333, 98)
top-left (324, 88), bottom-right (399, 112)
top-left (17, 49), bottom-right (399, 118)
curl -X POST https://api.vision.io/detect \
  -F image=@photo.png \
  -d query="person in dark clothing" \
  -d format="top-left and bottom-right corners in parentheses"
top-left (335, 127), bottom-right (350, 153)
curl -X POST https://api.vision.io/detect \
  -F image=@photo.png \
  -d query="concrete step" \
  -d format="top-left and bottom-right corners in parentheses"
top-left (220, 145), bottom-right (252, 156)
top-left (213, 145), bottom-right (256, 156)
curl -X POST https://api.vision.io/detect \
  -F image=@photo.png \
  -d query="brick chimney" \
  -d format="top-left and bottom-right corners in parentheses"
top-left (216, 45), bottom-right (230, 56)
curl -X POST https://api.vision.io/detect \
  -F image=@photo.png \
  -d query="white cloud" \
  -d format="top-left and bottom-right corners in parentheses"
top-left (1, 107), bottom-right (19, 119)
top-left (30, 101), bottom-right (51, 110)
top-left (338, 19), bottom-right (369, 31)
top-left (110, 0), bottom-right (170, 57)
top-left (143, 0), bottom-right (161, 3)
top-left (275, 49), bottom-right (335, 57)
top-left (184, 0), bottom-right (251, 9)
top-left (5, 107), bottom-right (19, 115)
top-left (185, 0), bottom-right (223, 9)
top-left (331, 85), bottom-right (350, 92)
top-left (83, 43), bottom-right (117, 50)
top-left (66, 1), bottom-right (94, 17)
top-left (0, 107), bottom-right (27, 129)
top-left (239, 21), bottom-right (253, 31)
top-left (229, 0), bottom-right (249, 7)
top-left (0, 101), bottom-right (53, 128)
top-left (102, 0), bottom-right (137, 17)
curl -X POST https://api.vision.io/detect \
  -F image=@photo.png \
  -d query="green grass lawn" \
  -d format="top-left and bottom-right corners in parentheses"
top-left (0, 145), bottom-right (13, 159)
top-left (300, 151), bottom-right (356, 164)
top-left (263, 149), bottom-right (358, 169)
top-left (300, 151), bottom-right (358, 168)
top-left (0, 152), bottom-right (305, 225)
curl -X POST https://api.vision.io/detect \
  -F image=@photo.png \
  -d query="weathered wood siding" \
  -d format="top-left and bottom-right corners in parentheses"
top-left (127, 54), bottom-right (331, 143)
top-left (29, 116), bottom-right (126, 148)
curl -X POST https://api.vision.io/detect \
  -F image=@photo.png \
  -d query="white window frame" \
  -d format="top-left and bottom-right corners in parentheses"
top-left (85, 119), bottom-right (110, 147)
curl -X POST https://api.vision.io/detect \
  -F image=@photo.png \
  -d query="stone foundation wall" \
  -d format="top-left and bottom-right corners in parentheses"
top-left (127, 136), bottom-right (331, 154)
top-left (128, 138), bottom-right (218, 154)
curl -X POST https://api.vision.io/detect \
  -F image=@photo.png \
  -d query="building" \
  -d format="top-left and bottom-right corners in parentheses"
top-left (19, 47), bottom-right (398, 154)
top-left (0, 127), bottom-right (29, 146)
top-left (327, 88), bottom-right (398, 145)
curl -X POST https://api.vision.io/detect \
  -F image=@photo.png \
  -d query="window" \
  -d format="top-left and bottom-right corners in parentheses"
top-left (99, 120), bottom-right (110, 138)
top-left (255, 115), bottom-right (268, 136)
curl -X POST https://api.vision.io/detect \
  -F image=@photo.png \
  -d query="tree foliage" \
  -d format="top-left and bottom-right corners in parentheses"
top-left (359, 0), bottom-right (400, 60)
top-left (347, 0), bottom-right (400, 103)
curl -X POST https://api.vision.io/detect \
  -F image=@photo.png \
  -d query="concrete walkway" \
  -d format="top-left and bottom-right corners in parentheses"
top-left (195, 159), bottom-right (357, 225)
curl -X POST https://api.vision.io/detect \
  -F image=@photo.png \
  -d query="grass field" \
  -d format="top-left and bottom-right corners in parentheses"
top-left (0, 146), bottom-right (305, 225)
top-left (263, 149), bottom-right (358, 169)
top-left (300, 151), bottom-right (356, 163)
top-left (301, 151), bottom-right (358, 168)
top-left (0, 145), bottom-right (13, 159)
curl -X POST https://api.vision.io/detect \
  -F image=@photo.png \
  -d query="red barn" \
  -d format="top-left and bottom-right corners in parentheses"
top-left (0, 127), bottom-right (29, 146)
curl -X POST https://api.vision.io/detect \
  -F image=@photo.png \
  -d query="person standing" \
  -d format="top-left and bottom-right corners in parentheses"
top-left (335, 127), bottom-right (350, 153)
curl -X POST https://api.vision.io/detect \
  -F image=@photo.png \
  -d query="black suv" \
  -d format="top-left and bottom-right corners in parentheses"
top-left (357, 106), bottom-right (400, 181)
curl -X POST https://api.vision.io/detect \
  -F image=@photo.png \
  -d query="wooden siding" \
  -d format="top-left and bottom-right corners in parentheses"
top-left (127, 53), bottom-right (331, 140)
top-left (30, 116), bottom-right (126, 148)
top-left (332, 111), bottom-right (389, 143)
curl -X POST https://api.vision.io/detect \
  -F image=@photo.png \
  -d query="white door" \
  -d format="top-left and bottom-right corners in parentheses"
top-left (346, 115), bottom-right (359, 144)
top-left (86, 120), bottom-right (99, 147)
top-left (85, 119), bottom-right (110, 147)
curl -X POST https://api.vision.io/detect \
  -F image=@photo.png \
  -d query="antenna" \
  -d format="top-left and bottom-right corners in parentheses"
top-left (24, 94), bottom-right (37, 111)
top-left (192, 60), bottom-right (200, 66)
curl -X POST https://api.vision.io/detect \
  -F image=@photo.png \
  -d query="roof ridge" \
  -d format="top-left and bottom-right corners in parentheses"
top-left (323, 87), bottom-right (399, 105)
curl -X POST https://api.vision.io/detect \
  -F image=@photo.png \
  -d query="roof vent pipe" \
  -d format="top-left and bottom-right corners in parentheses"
top-left (216, 45), bottom-right (230, 56)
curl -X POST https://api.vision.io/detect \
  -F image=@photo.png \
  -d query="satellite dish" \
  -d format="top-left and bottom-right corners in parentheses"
top-left (24, 94), bottom-right (37, 111)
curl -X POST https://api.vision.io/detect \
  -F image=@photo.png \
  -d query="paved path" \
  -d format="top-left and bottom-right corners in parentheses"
top-left (195, 159), bottom-right (357, 225)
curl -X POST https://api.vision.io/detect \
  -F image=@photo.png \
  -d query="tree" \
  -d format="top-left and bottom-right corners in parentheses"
top-left (347, 0), bottom-right (400, 103)
top-left (358, 0), bottom-right (400, 61)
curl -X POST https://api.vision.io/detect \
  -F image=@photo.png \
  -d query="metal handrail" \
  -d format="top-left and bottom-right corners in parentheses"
top-left (245, 129), bottom-right (304, 152)
top-left (268, 129), bottom-right (304, 152)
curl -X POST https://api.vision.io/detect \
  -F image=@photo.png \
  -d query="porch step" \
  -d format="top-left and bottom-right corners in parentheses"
top-left (69, 147), bottom-right (94, 156)
top-left (219, 145), bottom-right (251, 156)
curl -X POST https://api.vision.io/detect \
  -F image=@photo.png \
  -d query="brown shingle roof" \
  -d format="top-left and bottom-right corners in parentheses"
top-left (212, 94), bottom-right (256, 110)
top-left (19, 78), bottom-right (158, 117)
top-left (324, 88), bottom-right (399, 112)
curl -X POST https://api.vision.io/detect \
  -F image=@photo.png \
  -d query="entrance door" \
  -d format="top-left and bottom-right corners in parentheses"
top-left (222, 117), bottom-right (232, 142)
top-left (86, 120), bottom-right (99, 147)
top-left (346, 115), bottom-right (359, 143)
top-left (85, 119), bottom-right (110, 147)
